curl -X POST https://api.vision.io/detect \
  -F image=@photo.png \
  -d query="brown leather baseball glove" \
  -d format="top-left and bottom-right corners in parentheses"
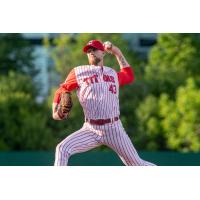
top-left (58, 92), bottom-right (73, 119)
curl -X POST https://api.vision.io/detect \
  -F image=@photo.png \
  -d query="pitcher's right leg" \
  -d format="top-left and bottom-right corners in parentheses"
top-left (54, 125), bottom-right (101, 166)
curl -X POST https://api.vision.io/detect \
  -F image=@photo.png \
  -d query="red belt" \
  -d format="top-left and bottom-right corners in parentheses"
top-left (86, 117), bottom-right (119, 125)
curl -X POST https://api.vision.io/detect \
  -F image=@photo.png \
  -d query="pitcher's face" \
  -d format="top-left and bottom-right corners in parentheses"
top-left (87, 47), bottom-right (104, 66)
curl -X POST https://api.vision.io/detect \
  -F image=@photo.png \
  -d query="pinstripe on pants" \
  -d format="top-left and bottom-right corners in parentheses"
top-left (54, 120), bottom-right (155, 166)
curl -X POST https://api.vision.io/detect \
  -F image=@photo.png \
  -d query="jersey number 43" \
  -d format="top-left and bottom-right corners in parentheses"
top-left (109, 84), bottom-right (117, 94)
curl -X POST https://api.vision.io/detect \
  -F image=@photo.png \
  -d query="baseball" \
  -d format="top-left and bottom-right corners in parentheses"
top-left (104, 41), bottom-right (113, 52)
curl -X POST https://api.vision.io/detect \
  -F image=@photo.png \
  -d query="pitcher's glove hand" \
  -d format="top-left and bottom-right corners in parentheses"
top-left (58, 92), bottom-right (73, 119)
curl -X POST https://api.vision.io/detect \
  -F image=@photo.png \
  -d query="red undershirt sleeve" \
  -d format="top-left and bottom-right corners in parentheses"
top-left (117, 66), bottom-right (134, 87)
top-left (53, 68), bottom-right (78, 104)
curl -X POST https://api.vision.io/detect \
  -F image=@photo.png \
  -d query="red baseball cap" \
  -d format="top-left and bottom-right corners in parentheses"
top-left (83, 40), bottom-right (104, 53)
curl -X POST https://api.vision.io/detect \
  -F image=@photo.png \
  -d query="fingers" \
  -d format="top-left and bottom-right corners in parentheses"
top-left (62, 105), bottom-right (72, 113)
top-left (104, 41), bottom-right (113, 49)
top-left (103, 41), bottom-right (113, 54)
top-left (103, 41), bottom-right (121, 56)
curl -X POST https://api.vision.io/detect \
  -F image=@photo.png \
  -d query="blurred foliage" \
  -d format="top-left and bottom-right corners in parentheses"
top-left (135, 95), bottom-right (164, 151)
top-left (0, 33), bottom-right (57, 151)
top-left (136, 33), bottom-right (200, 152)
top-left (144, 33), bottom-right (200, 96)
top-left (160, 78), bottom-right (200, 152)
top-left (0, 72), bottom-right (57, 150)
top-left (0, 33), bottom-right (38, 78)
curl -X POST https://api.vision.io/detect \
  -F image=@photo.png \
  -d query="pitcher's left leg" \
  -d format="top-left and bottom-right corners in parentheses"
top-left (119, 132), bottom-right (156, 166)
top-left (102, 121), bottom-right (156, 166)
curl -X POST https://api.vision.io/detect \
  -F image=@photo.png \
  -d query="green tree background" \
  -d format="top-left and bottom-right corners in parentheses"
top-left (0, 34), bottom-right (58, 150)
top-left (0, 34), bottom-right (38, 77)
top-left (136, 33), bottom-right (200, 152)
top-left (1, 33), bottom-right (200, 152)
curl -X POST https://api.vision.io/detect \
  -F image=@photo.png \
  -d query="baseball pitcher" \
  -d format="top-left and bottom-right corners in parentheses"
top-left (52, 40), bottom-right (156, 166)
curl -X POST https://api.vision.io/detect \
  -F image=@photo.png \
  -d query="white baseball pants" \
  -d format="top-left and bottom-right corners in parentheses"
top-left (54, 120), bottom-right (156, 166)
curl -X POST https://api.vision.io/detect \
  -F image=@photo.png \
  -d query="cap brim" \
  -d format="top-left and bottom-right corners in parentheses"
top-left (83, 45), bottom-right (91, 53)
top-left (83, 44), bottom-right (104, 53)
top-left (83, 44), bottom-right (96, 53)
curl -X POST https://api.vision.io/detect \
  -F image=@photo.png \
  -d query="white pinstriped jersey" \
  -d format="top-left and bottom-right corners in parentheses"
top-left (74, 65), bottom-right (120, 120)
top-left (53, 64), bottom-right (156, 165)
